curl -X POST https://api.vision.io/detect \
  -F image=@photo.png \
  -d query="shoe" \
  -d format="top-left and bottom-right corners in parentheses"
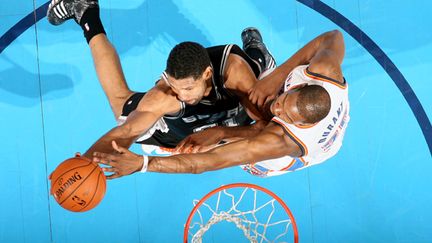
top-left (47, 0), bottom-right (98, 25)
top-left (241, 27), bottom-right (276, 70)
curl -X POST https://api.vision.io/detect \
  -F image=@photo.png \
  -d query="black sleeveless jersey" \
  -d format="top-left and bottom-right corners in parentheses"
top-left (121, 44), bottom-right (261, 148)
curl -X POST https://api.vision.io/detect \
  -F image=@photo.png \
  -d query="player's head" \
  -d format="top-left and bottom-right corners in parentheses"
top-left (270, 84), bottom-right (331, 125)
top-left (165, 41), bottom-right (212, 105)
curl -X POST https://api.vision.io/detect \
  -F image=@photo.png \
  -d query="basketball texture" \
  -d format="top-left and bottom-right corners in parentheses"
top-left (50, 157), bottom-right (106, 212)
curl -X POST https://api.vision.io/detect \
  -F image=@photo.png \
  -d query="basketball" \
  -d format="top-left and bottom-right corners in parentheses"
top-left (50, 156), bottom-right (106, 212)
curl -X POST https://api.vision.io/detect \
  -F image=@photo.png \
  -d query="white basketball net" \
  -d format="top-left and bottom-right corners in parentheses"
top-left (187, 186), bottom-right (293, 243)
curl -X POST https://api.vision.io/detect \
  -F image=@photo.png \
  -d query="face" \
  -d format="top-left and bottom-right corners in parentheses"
top-left (270, 89), bottom-right (308, 125)
top-left (166, 67), bottom-right (212, 105)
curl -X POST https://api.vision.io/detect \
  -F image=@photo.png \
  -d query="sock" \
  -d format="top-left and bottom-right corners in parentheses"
top-left (79, 7), bottom-right (106, 43)
top-left (245, 48), bottom-right (266, 71)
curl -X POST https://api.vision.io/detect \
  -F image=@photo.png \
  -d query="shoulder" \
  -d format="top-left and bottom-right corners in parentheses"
top-left (226, 53), bottom-right (250, 71)
top-left (136, 80), bottom-right (181, 115)
top-left (224, 54), bottom-right (257, 89)
top-left (308, 60), bottom-right (344, 84)
top-left (263, 122), bottom-right (303, 157)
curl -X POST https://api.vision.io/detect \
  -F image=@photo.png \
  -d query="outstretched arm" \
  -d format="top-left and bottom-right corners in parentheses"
top-left (174, 119), bottom-right (268, 154)
top-left (83, 88), bottom-right (180, 159)
top-left (249, 30), bottom-right (345, 107)
top-left (82, 109), bottom-right (161, 159)
top-left (94, 123), bottom-right (302, 178)
top-left (150, 125), bottom-right (289, 174)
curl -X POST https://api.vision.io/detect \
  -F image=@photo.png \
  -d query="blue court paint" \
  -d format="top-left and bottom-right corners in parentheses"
top-left (0, 2), bottom-right (48, 54)
top-left (297, 0), bottom-right (432, 155)
top-left (1, 1), bottom-right (431, 242)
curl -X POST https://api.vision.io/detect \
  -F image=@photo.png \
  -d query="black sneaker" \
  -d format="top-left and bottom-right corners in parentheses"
top-left (47, 0), bottom-right (98, 25)
top-left (241, 27), bottom-right (276, 71)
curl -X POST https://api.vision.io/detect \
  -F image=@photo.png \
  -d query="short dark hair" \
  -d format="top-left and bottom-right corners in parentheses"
top-left (166, 41), bottom-right (211, 80)
top-left (296, 85), bottom-right (331, 123)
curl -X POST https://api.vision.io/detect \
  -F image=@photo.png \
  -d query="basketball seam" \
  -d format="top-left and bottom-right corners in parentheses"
top-left (52, 160), bottom-right (93, 186)
top-left (78, 170), bottom-right (103, 212)
top-left (59, 165), bottom-right (99, 205)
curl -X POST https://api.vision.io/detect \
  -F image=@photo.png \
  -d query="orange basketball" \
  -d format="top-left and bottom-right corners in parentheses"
top-left (50, 156), bottom-right (106, 212)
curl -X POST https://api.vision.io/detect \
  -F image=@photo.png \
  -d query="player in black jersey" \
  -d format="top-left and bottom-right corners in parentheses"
top-left (120, 43), bottom-right (271, 153)
top-left (47, 0), bottom-right (275, 163)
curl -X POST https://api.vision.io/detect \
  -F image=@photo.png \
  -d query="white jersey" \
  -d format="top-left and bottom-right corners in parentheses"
top-left (241, 65), bottom-right (350, 177)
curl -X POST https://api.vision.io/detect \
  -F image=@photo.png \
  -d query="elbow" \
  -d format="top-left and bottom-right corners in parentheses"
top-left (115, 123), bottom-right (132, 137)
top-left (329, 29), bottom-right (342, 36)
top-left (328, 29), bottom-right (344, 42)
top-left (330, 29), bottom-right (341, 35)
top-left (117, 123), bottom-right (140, 139)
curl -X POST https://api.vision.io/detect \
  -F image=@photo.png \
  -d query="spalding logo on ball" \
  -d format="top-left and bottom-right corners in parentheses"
top-left (50, 156), bottom-right (106, 212)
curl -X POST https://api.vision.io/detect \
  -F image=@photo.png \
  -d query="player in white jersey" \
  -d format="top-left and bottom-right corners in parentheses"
top-left (94, 30), bottom-right (349, 178)
top-left (241, 64), bottom-right (349, 176)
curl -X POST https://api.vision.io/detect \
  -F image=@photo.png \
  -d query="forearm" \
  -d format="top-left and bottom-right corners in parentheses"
top-left (148, 155), bottom-right (201, 174)
top-left (84, 107), bottom-right (167, 159)
top-left (83, 129), bottom-right (135, 159)
top-left (218, 120), bottom-right (267, 140)
top-left (148, 138), bottom-right (259, 174)
top-left (148, 151), bottom-right (242, 174)
top-left (146, 127), bottom-right (293, 175)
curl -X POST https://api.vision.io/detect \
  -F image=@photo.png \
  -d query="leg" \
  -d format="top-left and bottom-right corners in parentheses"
top-left (47, 0), bottom-right (132, 118)
top-left (89, 34), bottom-right (133, 118)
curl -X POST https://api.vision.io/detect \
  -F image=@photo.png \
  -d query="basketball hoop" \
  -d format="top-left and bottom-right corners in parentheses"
top-left (184, 183), bottom-right (298, 243)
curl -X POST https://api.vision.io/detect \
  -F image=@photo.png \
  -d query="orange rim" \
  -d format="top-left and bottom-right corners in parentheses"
top-left (183, 183), bottom-right (299, 243)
